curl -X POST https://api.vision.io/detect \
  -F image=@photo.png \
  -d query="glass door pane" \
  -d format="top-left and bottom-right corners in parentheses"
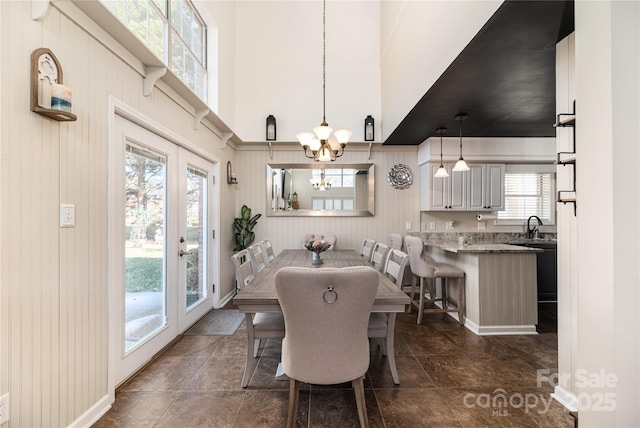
top-left (124, 144), bottom-right (167, 352)
top-left (185, 166), bottom-right (207, 309)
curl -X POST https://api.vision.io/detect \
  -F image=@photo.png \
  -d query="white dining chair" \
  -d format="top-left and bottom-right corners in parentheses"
top-left (260, 239), bottom-right (276, 265)
top-left (370, 242), bottom-right (391, 272)
top-left (367, 248), bottom-right (410, 385)
top-left (231, 250), bottom-right (285, 387)
top-left (275, 266), bottom-right (378, 428)
top-left (359, 238), bottom-right (377, 263)
top-left (248, 243), bottom-right (267, 274)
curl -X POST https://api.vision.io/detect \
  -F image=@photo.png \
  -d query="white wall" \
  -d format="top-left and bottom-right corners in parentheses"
top-left (0, 1), bottom-right (238, 426)
top-left (574, 1), bottom-right (640, 426)
top-left (380, 0), bottom-right (502, 139)
top-left (233, 1), bottom-right (381, 143)
top-left (235, 143), bottom-right (420, 253)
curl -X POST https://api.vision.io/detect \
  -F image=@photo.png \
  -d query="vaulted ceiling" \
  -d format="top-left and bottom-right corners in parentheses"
top-left (383, 0), bottom-right (575, 146)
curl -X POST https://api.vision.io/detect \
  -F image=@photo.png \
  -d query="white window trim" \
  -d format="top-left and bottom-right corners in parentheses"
top-left (495, 164), bottom-right (557, 226)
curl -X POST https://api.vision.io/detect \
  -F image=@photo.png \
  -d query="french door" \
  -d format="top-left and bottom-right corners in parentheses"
top-left (111, 114), bottom-right (216, 386)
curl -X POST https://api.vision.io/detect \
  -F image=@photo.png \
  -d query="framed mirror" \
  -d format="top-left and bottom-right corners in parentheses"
top-left (266, 163), bottom-right (374, 217)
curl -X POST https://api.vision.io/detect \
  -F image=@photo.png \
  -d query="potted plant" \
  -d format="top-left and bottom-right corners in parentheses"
top-left (233, 205), bottom-right (262, 251)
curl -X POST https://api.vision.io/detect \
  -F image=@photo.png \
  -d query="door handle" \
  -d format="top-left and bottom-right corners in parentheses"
top-left (179, 249), bottom-right (189, 257)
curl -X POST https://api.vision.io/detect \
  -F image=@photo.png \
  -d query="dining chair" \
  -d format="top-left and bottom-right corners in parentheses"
top-left (275, 266), bottom-right (378, 428)
top-left (404, 235), bottom-right (465, 325)
top-left (359, 238), bottom-right (377, 263)
top-left (370, 242), bottom-right (391, 272)
top-left (231, 250), bottom-right (285, 387)
top-left (260, 239), bottom-right (276, 266)
top-left (389, 233), bottom-right (414, 290)
top-left (302, 233), bottom-right (337, 250)
top-left (248, 243), bottom-right (267, 274)
top-left (367, 248), bottom-right (410, 385)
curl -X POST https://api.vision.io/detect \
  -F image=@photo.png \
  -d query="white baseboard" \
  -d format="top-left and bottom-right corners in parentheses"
top-left (552, 385), bottom-right (578, 411)
top-left (464, 318), bottom-right (538, 336)
top-left (69, 394), bottom-right (112, 428)
top-left (218, 289), bottom-right (236, 308)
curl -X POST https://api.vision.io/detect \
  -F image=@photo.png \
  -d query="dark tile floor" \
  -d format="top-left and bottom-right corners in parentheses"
top-left (94, 303), bottom-right (574, 427)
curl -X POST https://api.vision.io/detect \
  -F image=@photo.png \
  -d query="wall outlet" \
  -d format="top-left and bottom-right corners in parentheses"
top-left (445, 221), bottom-right (454, 230)
top-left (405, 221), bottom-right (412, 231)
top-left (60, 203), bottom-right (75, 228)
top-left (477, 221), bottom-right (487, 230)
top-left (429, 221), bottom-right (436, 230)
top-left (421, 222), bottom-right (426, 231)
top-left (0, 393), bottom-right (9, 425)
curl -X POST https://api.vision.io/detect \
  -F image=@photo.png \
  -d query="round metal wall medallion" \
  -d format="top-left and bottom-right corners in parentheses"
top-left (387, 164), bottom-right (413, 190)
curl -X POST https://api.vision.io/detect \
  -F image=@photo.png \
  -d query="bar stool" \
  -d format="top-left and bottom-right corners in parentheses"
top-left (404, 236), bottom-right (465, 325)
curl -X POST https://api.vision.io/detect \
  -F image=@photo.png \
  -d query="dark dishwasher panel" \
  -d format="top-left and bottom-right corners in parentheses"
top-left (511, 242), bottom-right (557, 302)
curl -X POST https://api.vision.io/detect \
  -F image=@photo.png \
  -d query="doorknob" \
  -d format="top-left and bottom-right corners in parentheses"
top-left (179, 249), bottom-right (189, 257)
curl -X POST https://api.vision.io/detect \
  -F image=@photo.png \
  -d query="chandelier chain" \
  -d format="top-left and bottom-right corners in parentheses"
top-left (322, 0), bottom-right (326, 125)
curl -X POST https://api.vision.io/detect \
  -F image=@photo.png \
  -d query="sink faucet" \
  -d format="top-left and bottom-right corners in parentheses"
top-left (527, 216), bottom-right (543, 239)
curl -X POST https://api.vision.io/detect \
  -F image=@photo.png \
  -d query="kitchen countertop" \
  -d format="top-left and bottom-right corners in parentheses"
top-left (423, 240), bottom-right (543, 254)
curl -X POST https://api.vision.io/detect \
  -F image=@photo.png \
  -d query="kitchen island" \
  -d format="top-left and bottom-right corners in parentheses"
top-left (421, 240), bottom-right (542, 335)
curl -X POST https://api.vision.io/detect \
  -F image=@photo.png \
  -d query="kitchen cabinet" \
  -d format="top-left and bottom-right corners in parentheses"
top-left (420, 163), bottom-right (467, 211)
top-left (467, 164), bottom-right (505, 210)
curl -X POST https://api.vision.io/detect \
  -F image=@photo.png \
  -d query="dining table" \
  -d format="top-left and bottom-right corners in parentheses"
top-left (232, 248), bottom-right (411, 384)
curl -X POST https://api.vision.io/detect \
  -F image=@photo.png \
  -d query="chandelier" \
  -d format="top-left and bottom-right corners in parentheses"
top-left (310, 169), bottom-right (332, 191)
top-left (296, 0), bottom-right (351, 162)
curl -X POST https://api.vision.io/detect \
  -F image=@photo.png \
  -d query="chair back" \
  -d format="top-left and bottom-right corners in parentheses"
top-left (260, 239), bottom-right (276, 265)
top-left (404, 236), bottom-right (436, 279)
top-left (248, 243), bottom-right (266, 274)
top-left (231, 249), bottom-right (255, 289)
top-left (302, 233), bottom-right (337, 250)
top-left (275, 266), bottom-right (378, 385)
top-left (389, 233), bottom-right (403, 251)
top-left (371, 242), bottom-right (391, 272)
top-left (384, 249), bottom-right (410, 288)
top-left (359, 238), bottom-right (377, 262)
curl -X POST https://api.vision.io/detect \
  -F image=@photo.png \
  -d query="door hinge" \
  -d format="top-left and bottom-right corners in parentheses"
top-left (212, 176), bottom-right (215, 185)
top-left (212, 230), bottom-right (215, 239)
top-left (212, 284), bottom-right (215, 293)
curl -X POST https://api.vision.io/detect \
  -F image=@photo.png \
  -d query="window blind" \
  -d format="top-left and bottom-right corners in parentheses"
top-left (498, 173), bottom-right (553, 222)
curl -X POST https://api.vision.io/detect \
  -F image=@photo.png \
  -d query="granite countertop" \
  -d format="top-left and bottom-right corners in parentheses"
top-left (423, 240), bottom-right (543, 254)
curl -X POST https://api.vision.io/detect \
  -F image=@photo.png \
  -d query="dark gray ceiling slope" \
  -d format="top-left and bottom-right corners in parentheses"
top-left (383, 0), bottom-right (574, 146)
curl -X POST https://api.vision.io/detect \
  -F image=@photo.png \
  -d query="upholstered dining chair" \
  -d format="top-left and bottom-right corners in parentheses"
top-left (370, 242), bottom-right (391, 272)
top-left (275, 266), bottom-right (378, 428)
top-left (231, 250), bottom-right (285, 387)
top-left (302, 233), bottom-right (337, 250)
top-left (367, 248), bottom-right (410, 385)
top-left (260, 239), bottom-right (276, 266)
top-left (359, 238), bottom-right (377, 263)
top-left (404, 235), bottom-right (465, 325)
top-left (248, 243), bottom-right (267, 274)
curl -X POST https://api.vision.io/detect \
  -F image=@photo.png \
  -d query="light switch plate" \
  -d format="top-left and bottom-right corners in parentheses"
top-left (60, 204), bottom-right (75, 228)
top-left (405, 221), bottom-right (412, 231)
top-left (446, 221), bottom-right (454, 230)
top-left (477, 221), bottom-right (487, 230)
top-left (429, 222), bottom-right (436, 230)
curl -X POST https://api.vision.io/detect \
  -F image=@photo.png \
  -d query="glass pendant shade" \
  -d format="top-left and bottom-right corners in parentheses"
top-left (453, 159), bottom-right (470, 172)
top-left (333, 129), bottom-right (352, 145)
top-left (313, 125), bottom-right (333, 140)
top-left (297, 132), bottom-right (315, 147)
top-left (435, 165), bottom-right (449, 177)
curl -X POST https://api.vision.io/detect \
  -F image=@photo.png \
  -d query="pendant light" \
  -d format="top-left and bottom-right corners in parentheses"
top-left (452, 114), bottom-right (470, 172)
top-left (296, 0), bottom-right (351, 162)
top-left (434, 128), bottom-right (449, 178)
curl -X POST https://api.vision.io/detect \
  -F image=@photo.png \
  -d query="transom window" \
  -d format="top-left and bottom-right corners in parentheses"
top-left (497, 165), bottom-right (555, 225)
top-left (112, 0), bottom-right (207, 102)
top-left (311, 169), bottom-right (355, 188)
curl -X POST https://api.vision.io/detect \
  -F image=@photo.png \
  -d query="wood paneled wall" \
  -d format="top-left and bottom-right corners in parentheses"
top-left (0, 2), bottom-right (236, 426)
top-left (235, 145), bottom-right (421, 256)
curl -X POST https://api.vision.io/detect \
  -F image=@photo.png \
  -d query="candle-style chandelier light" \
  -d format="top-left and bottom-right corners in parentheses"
top-left (296, 0), bottom-right (351, 162)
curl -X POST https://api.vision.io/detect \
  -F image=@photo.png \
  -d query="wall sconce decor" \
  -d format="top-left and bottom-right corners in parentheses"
top-left (227, 161), bottom-right (237, 184)
top-left (266, 115), bottom-right (276, 141)
top-left (364, 115), bottom-right (374, 141)
top-left (30, 48), bottom-right (76, 122)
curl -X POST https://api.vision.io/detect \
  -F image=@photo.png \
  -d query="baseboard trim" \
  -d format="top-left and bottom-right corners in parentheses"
top-left (465, 318), bottom-right (538, 335)
top-left (69, 394), bottom-right (112, 428)
top-left (552, 385), bottom-right (578, 411)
